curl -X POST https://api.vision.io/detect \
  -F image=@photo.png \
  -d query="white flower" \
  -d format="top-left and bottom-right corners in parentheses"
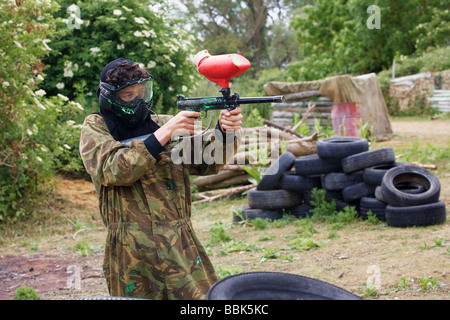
top-left (143, 41), bottom-right (150, 47)
top-left (36, 156), bottom-right (43, 162)
top-left (64, 69), bottom-right (74, 78)
top-left (63, 144), bottom-right (71, 150)
top-left (56, 82), bottom-right (65, 89)
top-left (37, 74), bottom-right (44, 81)
top-left (84, 62), bottom-right (91, 67)
top-left (34, 97), bottom-right (46, 110)
top-left (66, 120), bottom-right (75, 126)
top-left (13, 41), bottom-right (22, 48)
top-left (163, 54), bottom-right (171, 61)
top-left (70, 101), bottom-right (84, 111)
top-left (63, 61), bottom-right (74, 78)
top-left (57, 93), bottom-right (69, 101)
top-left (169, 62), bottom-right (176, 68)
top-left (27, 129), bottom-right (33, 136)
top-left (117, 43), bottom-right (125, 50)
top-left (113, 9), bottom-right (122, 16)
top-left (147, 61), bottom-right (156, 68)
top-left (133, 31), bottom-right (143, 37)
top-left (90, 47), bottom-right (101, 55)
top-left (35, 89), bottom-right (46, 96)
top-left (2, 81), bottom-right (10, 87)
top-left (134, 17), bottom-right (148, 24)
top-left (182, 85), bottom-right (187, 92)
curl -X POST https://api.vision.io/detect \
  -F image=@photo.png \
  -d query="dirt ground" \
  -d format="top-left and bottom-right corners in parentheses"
top-left (0, 118), bottom-right (449, 300)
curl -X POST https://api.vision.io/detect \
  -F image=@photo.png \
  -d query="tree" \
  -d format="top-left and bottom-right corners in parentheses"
top-left (41, 0), bottom-right (198, 114)
top-left (0, 0), bottom-right (84, 220)
top-left (288, 0), bottom-right (449, 81)
top-left (179, 0), bottom-right (300, 73)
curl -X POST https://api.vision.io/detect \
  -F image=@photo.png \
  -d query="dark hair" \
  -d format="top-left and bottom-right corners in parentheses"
top-left (105, 62), bottom-right (150, 86)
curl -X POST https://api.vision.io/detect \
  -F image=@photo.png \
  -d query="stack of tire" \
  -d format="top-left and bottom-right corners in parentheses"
top-left (236, 137), bottom-right (446, 228)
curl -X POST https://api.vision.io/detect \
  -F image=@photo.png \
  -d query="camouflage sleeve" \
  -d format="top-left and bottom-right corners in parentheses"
top-left (79, 114), bottom-right (157, 187)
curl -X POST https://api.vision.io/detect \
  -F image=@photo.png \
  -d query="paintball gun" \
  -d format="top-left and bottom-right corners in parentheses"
top-left (121, 50), bottom-right (284, 145)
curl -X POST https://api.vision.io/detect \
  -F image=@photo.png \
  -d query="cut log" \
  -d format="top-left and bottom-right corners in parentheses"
top-left (193, 170), bottom-right (246, 188)
top-left (263, 119), bottom-right (303, 138)
top-left (192, 184), bottom-right (257, 205)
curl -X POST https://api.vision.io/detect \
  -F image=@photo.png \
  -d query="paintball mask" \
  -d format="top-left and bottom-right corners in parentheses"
top-left (99, 76), bottom-right (154, 127)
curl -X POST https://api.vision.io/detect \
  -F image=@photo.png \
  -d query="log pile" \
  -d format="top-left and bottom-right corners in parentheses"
top-left (270, 89), bottom-right (333, 130)
top-left (192, 109), bottom-right (320, 204)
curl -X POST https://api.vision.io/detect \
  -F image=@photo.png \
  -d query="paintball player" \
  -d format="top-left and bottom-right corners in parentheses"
top-left (79, 58), bottom-right (242, 299)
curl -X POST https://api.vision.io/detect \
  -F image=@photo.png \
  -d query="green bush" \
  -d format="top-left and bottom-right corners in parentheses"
top-left (0, 1), bottom-right (85, 221)
top-left (41, 0), bottom-right (198, 116)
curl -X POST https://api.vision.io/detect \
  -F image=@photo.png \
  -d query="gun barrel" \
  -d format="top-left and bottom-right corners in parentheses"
top-left (177, 95), bottom-right (285, 110)
top-left (237, 95), bottom-right (285, 104)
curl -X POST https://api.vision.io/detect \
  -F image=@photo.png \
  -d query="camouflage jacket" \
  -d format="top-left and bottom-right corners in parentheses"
top-left (79, 113), bottom-right (240, 299)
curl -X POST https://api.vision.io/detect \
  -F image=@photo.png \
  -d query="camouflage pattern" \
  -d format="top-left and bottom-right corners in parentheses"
top-left (79, 113), bottom-right (240, 299)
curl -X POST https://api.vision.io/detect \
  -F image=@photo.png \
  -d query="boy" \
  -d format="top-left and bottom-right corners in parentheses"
top-left (79, 58), bottom-right (242, 299)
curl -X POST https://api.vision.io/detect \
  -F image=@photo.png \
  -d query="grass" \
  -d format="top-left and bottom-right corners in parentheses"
top-left (0, 116), bottom-right (449, 300)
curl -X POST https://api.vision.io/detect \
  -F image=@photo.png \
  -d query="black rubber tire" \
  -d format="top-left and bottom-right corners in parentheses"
top-left (363, 162), bottom-right (405, 186)
top-left (248, 189), bottom-right (302, 210)
top-left (380, 165), bottom-right (441, 207)
top-left (341, 147), bottom-right (396, 173)
top-left (257, 151), bottom-right (296, 191)
top-left (288, 204), bottom-right (312, 218)
top-left (342, 182), bottom-right (376, 202)
top-left (205, 272), bottom-right (361, 300)
top-left (321, 171), bottom-right (364, 191)
top-left (374, 186), bottom-right (386, 203)
top-left (277, 171), bottom-right (322, 191)
top-left (294, 154), bottom-right (342, 175)
top-left (385, 201), bottom-right (446, 227)
top-left (78, 296), bottom-right (148, 300)
top-left (360, 197), bottom-right (387, 221)
top-left (233, 205), bottom-right (284, 222)
top-left (316, 137), bottom-right (369, 159)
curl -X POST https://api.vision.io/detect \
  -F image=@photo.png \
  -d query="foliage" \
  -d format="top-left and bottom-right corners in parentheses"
top-left (41, 0), bottom-right (198, 115)
top-left (0, 0), bottom-right (73, 221)
top-left (288, 0), bottom-right (449, 81)
top-left (13, 286), bottom-right (40, 300)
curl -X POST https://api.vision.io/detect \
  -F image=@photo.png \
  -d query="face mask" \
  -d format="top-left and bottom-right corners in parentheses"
top-left (99, 77), bottom-right (154, 127)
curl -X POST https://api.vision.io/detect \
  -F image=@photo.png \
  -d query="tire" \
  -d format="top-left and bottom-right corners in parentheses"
top-left (342, 182), bottom-right (376, 202)
top-left (257, 151), bottom-right (296, 191)
top-left (78, 296), bottom-right (148, 300)
top-left (380, 165), bottom-right (441, 207)
top-left (360, 197), bottom-right (387, 221)
top-left (363, 162), bottom-right (405, 186)
top-left (277, 171), bottom-right (321, 191)
top-left (321, 171), bottom-right (364, 191)
top-left (288, 204), bottom-right (312, 218)
top-left (316, 137), bottom-right (369, 159)
top-left (385, 201), bottom-right (446, 227)
top-left (341, 147), bottom-right (396, 173)
top-left (294, 154), bottom-right (342, 175)
top-left (205, 272), bottom-right (361, 300)
top-left (233, 205), bottom-right (283, 222)
top-left (248, 189), bottom-right (302, 210)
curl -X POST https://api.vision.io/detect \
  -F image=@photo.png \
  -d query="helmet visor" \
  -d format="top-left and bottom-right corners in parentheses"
top-left (115, 78), bottom-right (153, 108)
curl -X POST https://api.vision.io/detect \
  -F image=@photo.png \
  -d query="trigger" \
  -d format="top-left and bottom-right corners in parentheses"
top-left (200, 110), bottom-right (208, 119)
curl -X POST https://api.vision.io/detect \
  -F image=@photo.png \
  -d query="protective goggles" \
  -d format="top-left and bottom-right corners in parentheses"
top-left (100, 76), bottom-right (154, 108)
